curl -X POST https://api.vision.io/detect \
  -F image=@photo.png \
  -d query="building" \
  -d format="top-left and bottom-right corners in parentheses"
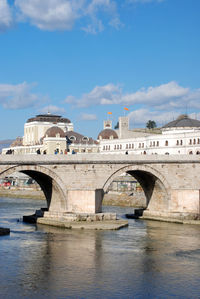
top-left (98, 114), bottom-right (200, 155)
top-left (2, 113), bottom-right (99, 155)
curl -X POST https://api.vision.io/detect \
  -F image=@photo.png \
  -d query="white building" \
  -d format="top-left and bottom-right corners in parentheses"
top-left (98, 115), bottom-right (200, 155)
top-left (2, 113), bottom-right (98, 155)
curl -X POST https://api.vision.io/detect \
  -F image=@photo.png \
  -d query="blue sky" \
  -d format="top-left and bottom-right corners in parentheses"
top-left (0, 0), bottom-right (200, 140)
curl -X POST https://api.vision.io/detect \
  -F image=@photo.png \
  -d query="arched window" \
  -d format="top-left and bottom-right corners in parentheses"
top-left (165, 140), bottom-right (168, 146)
top-left (132, 144), bottom-right (134, 149)
top-left (189, 151), bottom-right (193, 155)
top-left (176, 140), bottom-right (179, 145)
top-left (180, 140), bottom-right (183, 145)
top-left (198, 138), bottom-right (200, 144)
top-left (120, 144), bottom-right (122, 149)
top-left (189, 139), bottom-right (192, 145)
top-left (196, 151), bottom-right (200, 155)
top-left (193, 139), bottom-right (196, 145)
top-left (157, 141), bottom-right (159, 146)
top-left (70, 136), bottom-right (76, 141)
top-left (82, 136), bottom-right (89, 141)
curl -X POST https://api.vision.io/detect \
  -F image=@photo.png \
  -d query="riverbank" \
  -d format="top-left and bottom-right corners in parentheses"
top-left (0, 188), bottom-right (45, 200)
top-left (0, 188), bottom-right (146, 207)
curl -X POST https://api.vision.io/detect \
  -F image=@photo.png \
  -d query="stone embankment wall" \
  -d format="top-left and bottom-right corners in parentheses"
top-left (0, 188), bottom-right (45, 200)
top-left (103, 191), bottom-right (146, 208)
top-left (0, 188), bottom-right (146, 207)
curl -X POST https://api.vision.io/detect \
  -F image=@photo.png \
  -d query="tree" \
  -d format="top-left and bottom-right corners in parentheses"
top-left (146, 120), bottom-right (157, 130)
top-left (114, 121), bottom-right (119, 129)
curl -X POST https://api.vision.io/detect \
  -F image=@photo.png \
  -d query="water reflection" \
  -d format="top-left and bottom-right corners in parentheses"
top-left (0, 198), bottom-right (200, 298)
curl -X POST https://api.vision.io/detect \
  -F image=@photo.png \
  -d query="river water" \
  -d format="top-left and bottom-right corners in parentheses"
top-left (0, 197), bottom-right (200, 299)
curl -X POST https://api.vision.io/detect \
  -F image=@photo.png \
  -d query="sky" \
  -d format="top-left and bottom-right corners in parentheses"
top-left (0, 0), bottom-right (200, 140)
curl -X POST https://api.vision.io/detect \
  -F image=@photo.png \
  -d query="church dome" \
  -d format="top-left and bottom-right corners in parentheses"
top-left (162, 115), bottom-right (200, 129)
top-left (97, 129), bottom-right (118, 140)
top-left (44, 126), bottom-right (65, 138)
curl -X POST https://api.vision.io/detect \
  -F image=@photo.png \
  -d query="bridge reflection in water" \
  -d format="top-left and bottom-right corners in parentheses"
top-left (0, 198), bottom-right (200, 298)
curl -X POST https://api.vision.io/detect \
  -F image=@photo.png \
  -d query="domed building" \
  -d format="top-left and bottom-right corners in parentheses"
top-left (42, 126), bottom-right (66, 154)
top-left (23, 113), bottom-right (73, 146)
top-left (2, 113), bottom-right (99, 155)
top-left (98, 129), bottom-right (118, 140)
top-left (162, 114), bottom-right (200, 131)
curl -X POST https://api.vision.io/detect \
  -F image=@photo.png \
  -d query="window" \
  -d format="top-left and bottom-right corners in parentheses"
top-left (153, 141), bottom-right (155, 147)
top-left (132, 144), bottom-right (134, 149)
top-left (129, 144), bottom-right (131, 149)
top-left (165, 141), bottom-right (168, 146)
top-left (176, 140), bottom-right (179, 145)
top-left (198, 138), bottom-right (200, 144)
top-left (69, 136), bottom-right (76, 141)
top-left (120, 144), bottom-right (122, 149)
top-left (193, 139), bottom-right (196, 145)
top-left (189, 139), bottom-right (192, 145)
top-left (82, 136), bottom-right (89, 141)
top-left (157, 141), bottom-right (159, 146)
top-left (126, 144), bottom-right (128, 149)
top-left (180, 140), bottom-right (183, 145)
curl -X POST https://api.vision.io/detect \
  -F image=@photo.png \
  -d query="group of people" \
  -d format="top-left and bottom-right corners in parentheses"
top-left (36, 148), bottom-right (72, 155)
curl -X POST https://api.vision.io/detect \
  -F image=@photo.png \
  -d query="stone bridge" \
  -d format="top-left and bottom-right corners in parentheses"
top-left (0, 154), bottom-right (200, 221)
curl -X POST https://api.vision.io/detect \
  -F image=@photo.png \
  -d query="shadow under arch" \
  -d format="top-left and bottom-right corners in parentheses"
top-left (0, 165), bottom-right (67, 211)
top-left (103, 164), bottom-right (171, 211)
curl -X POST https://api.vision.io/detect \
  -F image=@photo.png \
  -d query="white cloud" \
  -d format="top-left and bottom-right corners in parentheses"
top-left (39, 105), bottom-right (66, 114)
top-left (67, 81), bottom-right (200, 112)
top-left (80, 113), bottom-right (97, 120)
top-left (14, 0), bottom-right (120, 33)
top-left (65, 81), bottom-right (200, 127)
top-left (128, 108), bottom-right (179, 127)
top-left (15, 0), bottom-right (80, 31)
top-left (0, 0), bottom-right (163, 33)
top-left (65, 83), bottom-right (122, 107)
top-left (0, 0), bottom-right (13, 31)
top-left (0, 82), bottom-right (43, 109)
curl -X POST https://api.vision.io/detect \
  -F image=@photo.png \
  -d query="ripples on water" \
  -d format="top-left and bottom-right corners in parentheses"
top-left (0, 197), bottom-right (200, 299)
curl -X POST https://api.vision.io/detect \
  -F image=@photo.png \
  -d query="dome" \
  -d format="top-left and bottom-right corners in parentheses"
top-left (162, 115), bottom-right (200, 129)
top-left (97, 129), bottom-right (118, 140)
top-left (44, 126), bottom-right (65, 138)
top-left (27, 114), bottom-right (71, 124)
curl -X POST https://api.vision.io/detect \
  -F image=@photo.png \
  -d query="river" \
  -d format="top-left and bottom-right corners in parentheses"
top-left (0, 196), bottom-right (200, 299)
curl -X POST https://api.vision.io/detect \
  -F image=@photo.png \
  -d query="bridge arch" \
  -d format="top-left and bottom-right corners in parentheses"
top-left (103, 164), bottom-right (171, 211)
top-left (0, 165), bottom-right (67, 212)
